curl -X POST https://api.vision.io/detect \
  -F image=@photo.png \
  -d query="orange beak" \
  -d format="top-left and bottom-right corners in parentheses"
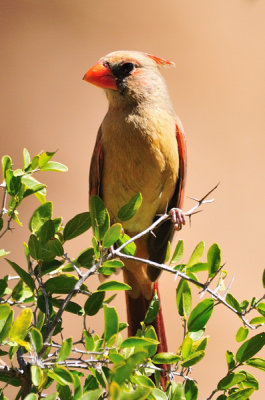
top-left (83, 61), bottom-right (117, 90)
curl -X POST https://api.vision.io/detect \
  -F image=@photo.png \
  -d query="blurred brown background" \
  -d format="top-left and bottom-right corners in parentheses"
top-left (1, 0), bottom-right (264, 398)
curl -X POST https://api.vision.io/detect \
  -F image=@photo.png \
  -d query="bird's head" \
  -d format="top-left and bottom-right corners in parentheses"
top-left (83, 50), bottom-right (174, 105)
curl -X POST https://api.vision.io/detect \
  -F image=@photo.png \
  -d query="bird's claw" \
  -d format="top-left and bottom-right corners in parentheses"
top-left (169, 208), bottom-right (186, 231)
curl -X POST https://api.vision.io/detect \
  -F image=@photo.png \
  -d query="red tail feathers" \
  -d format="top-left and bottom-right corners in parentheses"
top-left (125, 281), bottom-right (168, 389)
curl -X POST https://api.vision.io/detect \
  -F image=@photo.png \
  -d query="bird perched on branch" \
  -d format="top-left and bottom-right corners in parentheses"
top-left (83, 50), bottom-right (186, 356)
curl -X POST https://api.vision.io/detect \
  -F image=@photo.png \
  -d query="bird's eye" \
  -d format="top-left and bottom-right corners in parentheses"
top-left (120, 62), bottom-right (135, 74)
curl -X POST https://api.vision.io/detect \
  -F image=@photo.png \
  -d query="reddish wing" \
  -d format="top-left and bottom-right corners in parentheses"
top-left (89, 126), bottom-right (104, 197)
top-left (175, 119), bottom-right (187, 209)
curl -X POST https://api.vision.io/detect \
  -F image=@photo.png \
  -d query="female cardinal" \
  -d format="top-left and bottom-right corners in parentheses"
top-left (83, 51), bottom-right (186, 354)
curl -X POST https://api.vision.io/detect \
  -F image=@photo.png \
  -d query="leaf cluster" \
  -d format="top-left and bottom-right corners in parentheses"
top-left (0, 150), bottom-right (264, 400)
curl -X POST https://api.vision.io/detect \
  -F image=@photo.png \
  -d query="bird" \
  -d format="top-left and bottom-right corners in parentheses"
top-left (83, 50), bottom-right (186, 360)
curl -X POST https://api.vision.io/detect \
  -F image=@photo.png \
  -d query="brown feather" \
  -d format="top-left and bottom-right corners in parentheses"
top-left (87, 52), bottom-right (186, 370)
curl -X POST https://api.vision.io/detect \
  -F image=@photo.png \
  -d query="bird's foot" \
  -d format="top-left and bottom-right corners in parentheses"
top-left (169, 208), bottom-right (186, 231)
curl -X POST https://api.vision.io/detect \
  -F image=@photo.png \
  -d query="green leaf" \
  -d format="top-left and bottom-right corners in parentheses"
top-left (187, 262), bottom-right (208, 273)
top-left (84, 291), bottom-right (105, 316)
top-left (184, 379), bottom-right (198, 400)
top-left (104, 305), bottom-right (119, 342)
top-left (5, 170), bottom-right (22, 196)
top-left (181, 336), bottom-right (193, 359)
top-left (117, 193), bottom-right (142, 221)
top-left (45, 274), bottom-right (86, 294)
top-left (120, 337), bottom-right (159, 349)
top-left (41, 238), bottom-right (64, 260)
top-left (262, 269), bottom-right (265, 288)
top-left (76, 247), bottom-right (94, 268)
top-left (13, 168), bottom-right (24, 177)
top-left (31, 365), bottom-right (42, 386)
top-left (23, 148), bottom-right (31, 169)
top-left (117, 233), bottom-right (137, 256)
top-left (45, 395), bottom-right (57, 400)
top-left (236, 327), bottom-right (249, 342)
top-left (188, 298), bottom-right (214, 332)
top-left (2, 155), bottom-right (12, 179)
top-left (186, 241), bottom-right (204, 268)
top-left (34, 188), bottom-right (46, 204)
top-left (172, 383), bottom-right (186, 400)
top-left (103, 259), bottom-right (124, 269)
top-left (176, 279), bottom-right (192, 317)
top-left (24, 394), bottom-right (38, 400)
top-left (57, 385), bottom-right (72, 400)
top-left (40, 161), bottom-right (68, 172)
top-left (207, 243), bottom-right (221, 277)
top-left (97, 281), bottom-right (131, 292)
top-left (181, 350), bottom-right (205, 367)
top-left (28, 234), bottom-right (42, 260)
top-left (5, 259), bottom-right (35, 293)
top-left (21, 175), bottom-right (46, 197)
top-left (102, 223), bottom-right (122, 248)
top-left (39, 259), bottom-right (63, 276)
top-left (144, 292), bottom-right (160, 324)
top-left (12, 280), bottom-right (34, 303)
top-left (227, 388), bottom-right (254, 400)
top-left (236, 332), bottom-right (265, 362)
top-left (217, 372), bottom-right (246, 390)
top-left (256, 302), bottom-right (265, 316)
top-left (144, 325), bottom-right (158, 357)
top-left (131, 375), bottom-right (155, 389)
top-left (150, 388), bottom-right (168, 400)
top-left (226, 294), bottom-right (242, 313)
top-left (0, 305), bottom-right (13, 343)
top-left (30, 155), bottom-right (39, 170)
top-left (71, 370), bottom-right (83, 400)
top-left (38, 220), bottom-right (55, 243)
top-left (152, 352), bottom-right (181, 364)
top-left (89, 195), bottom-right (110, 240)
top-left (64, 212), bottom-right (91, 241)
top-left (238, 370), bottom-right (259, 389)
top-left (249, 316), bottom-right (265, 324)
top-left (52, 298), bottom-right (84, 316)
top-left (0, 277), bottom-right (7, 295)
top-left (47, 365), bottom-right (74, 386)
top-left (30, 327), bottom-right (43, 353)
top-left (83, 330), bottom-right (94, 351)
top-left (226, 351), bottom-right (236, 370)
top-left (29, 202), bottom-right (52, 233)
top-left (58, 337), bottom-right (73, 362)
top-left (246, 357), bottom-right (265, 371)
top-left (38, 151), bottom-right (56, 168)
top-left (9, 308), bottom-right (33, 348)
top-left (170, 240), bottom-right (184, 264)
top-left (79, 389), bottom-right (104, 400)
top-left (188, 330), bottom-right (204, 341)
top-left (112, 352), bottom-right (147, 385)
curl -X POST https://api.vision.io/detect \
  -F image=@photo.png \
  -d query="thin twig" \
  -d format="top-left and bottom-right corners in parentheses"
top-left (42, 262), bottom-right (99, 349)
top-left (63, 253), bottom-right (83, 278)
top-left (114, 250), bottom-right (254, 330)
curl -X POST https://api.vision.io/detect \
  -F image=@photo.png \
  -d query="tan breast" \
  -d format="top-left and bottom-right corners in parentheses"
top-left (101, 106), bottom-right (179, 234)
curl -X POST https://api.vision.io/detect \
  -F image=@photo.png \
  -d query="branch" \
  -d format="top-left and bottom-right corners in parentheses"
top-left (42, 262), bottom-right (100, 350)
top-left (113, 251), bottom-right (254, 330)
top-left (112, 184), bottom-right (218, 255)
